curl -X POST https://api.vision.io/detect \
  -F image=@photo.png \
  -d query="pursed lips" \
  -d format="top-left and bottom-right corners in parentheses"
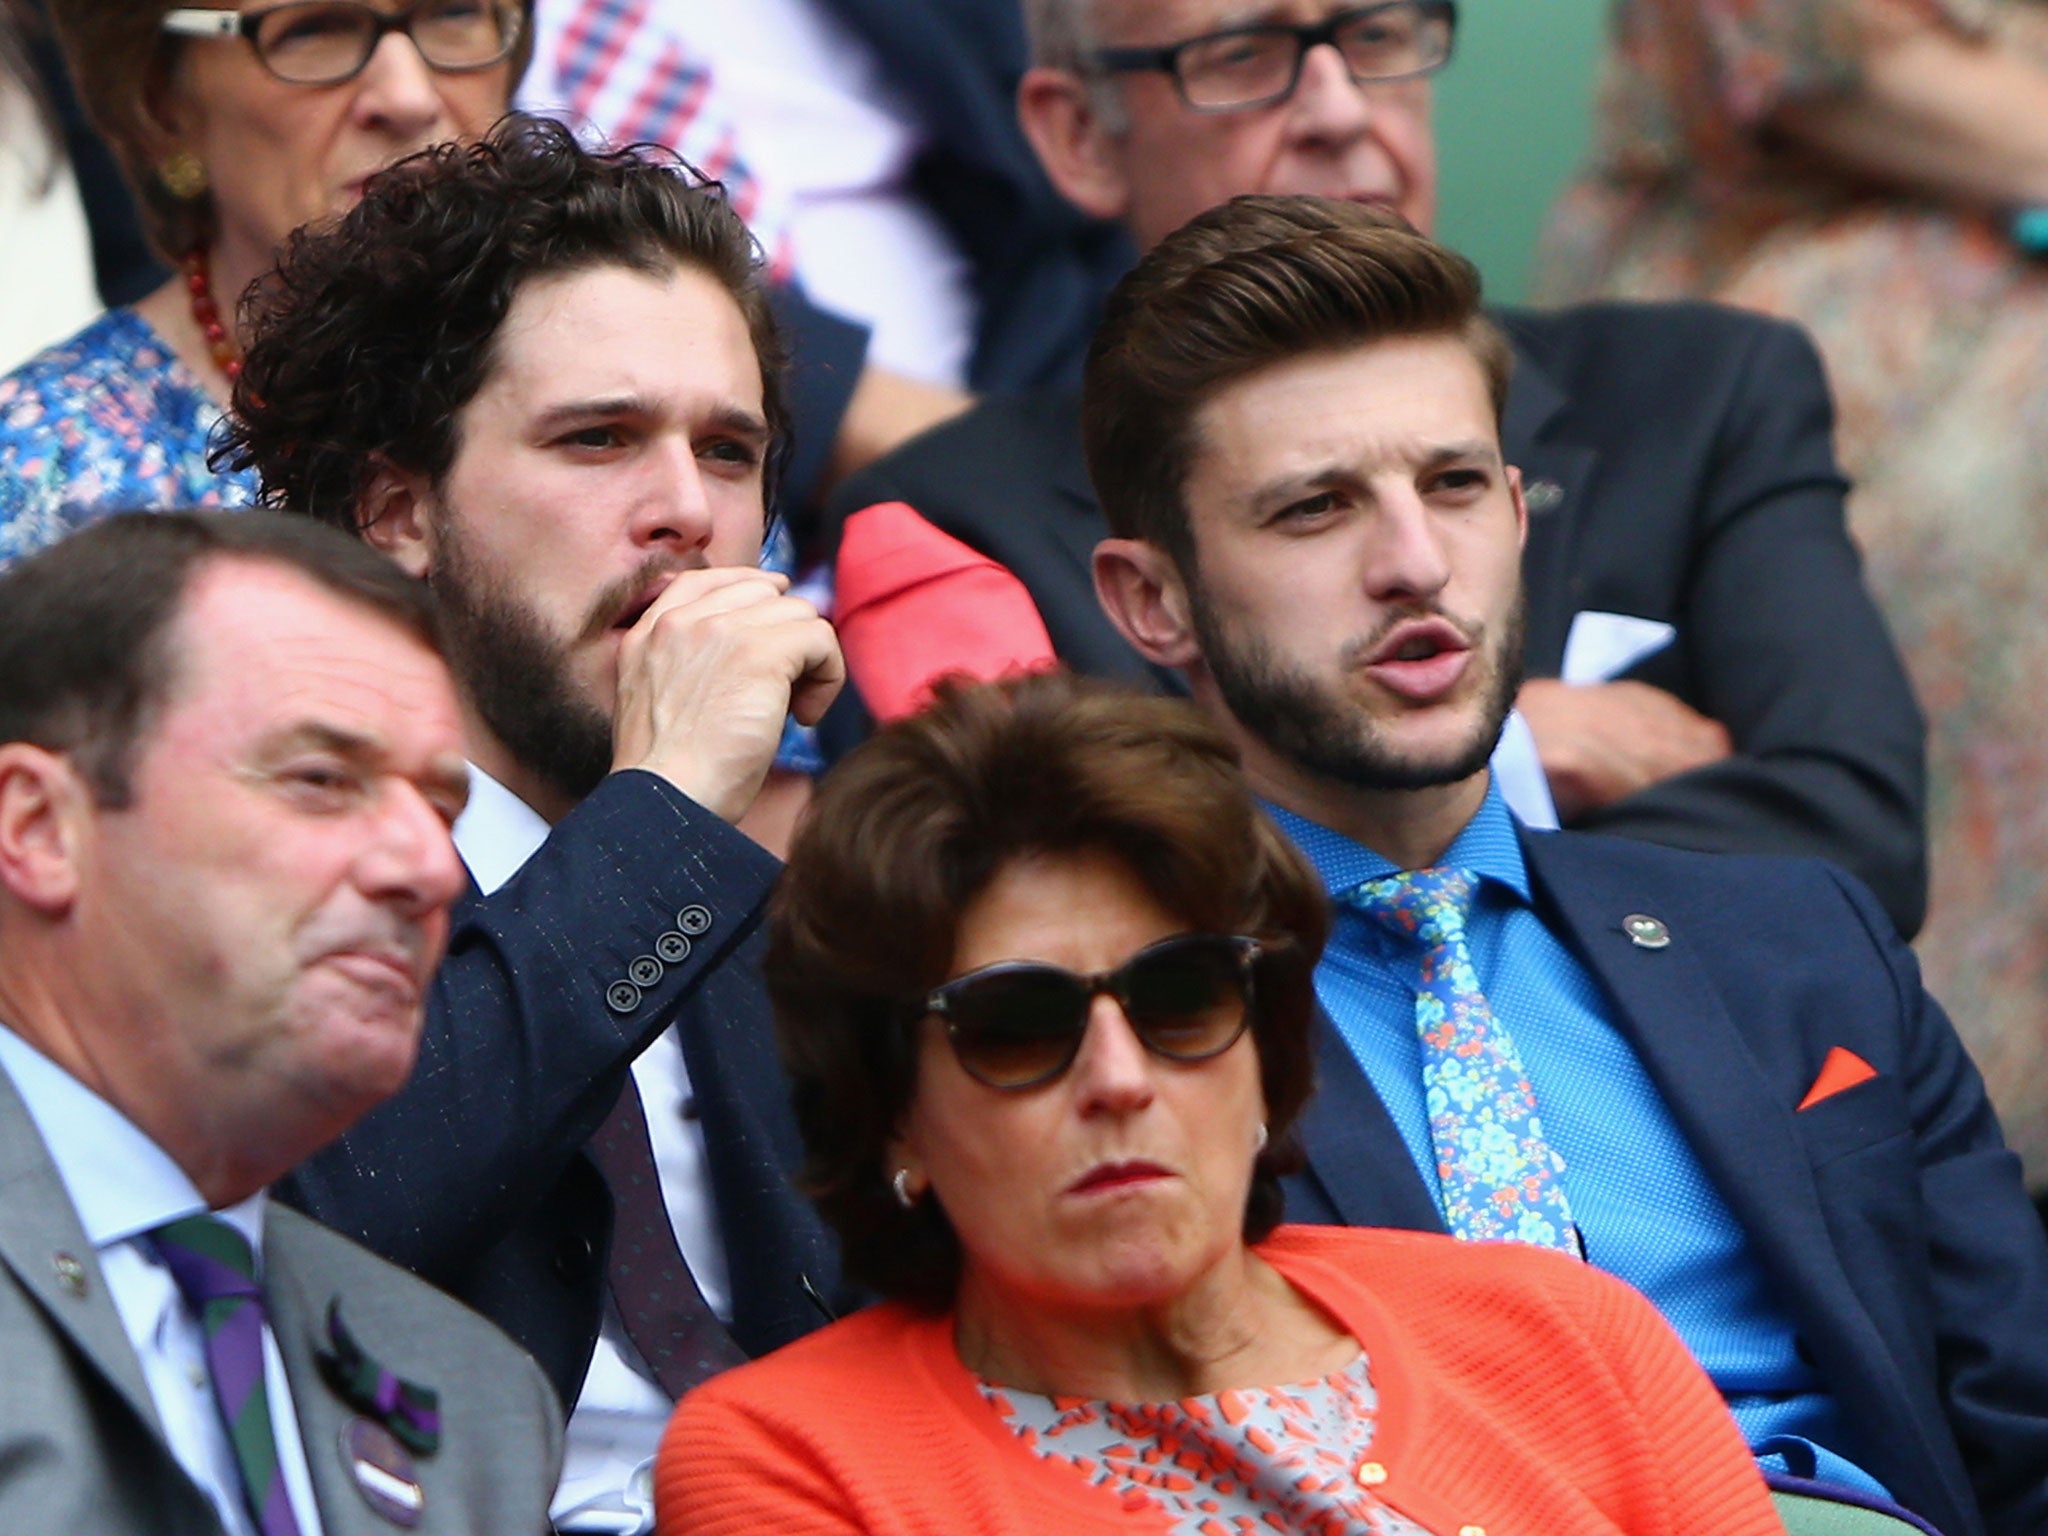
top-left (1066, 1159), bottom-right (1175, 1197)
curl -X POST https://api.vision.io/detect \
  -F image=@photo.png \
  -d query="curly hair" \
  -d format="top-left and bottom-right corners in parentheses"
top-left (217, 113), bottom-right (787, 528)
top-left (767, 670), bottom-right (1330, 1312)
top-left (45, 0), bottom-right (534, 261)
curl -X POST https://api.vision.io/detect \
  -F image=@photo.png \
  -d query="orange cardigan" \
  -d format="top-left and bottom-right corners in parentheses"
top-left (657, 1225), bottom-right (1782, 1535)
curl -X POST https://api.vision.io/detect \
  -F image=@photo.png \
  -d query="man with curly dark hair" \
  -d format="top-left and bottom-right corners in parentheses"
top-left (221, 116), bottom-right (848, 1536)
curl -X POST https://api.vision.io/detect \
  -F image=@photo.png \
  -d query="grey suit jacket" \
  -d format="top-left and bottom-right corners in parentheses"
top-left (0, 1071), bottom-right (562, 1533)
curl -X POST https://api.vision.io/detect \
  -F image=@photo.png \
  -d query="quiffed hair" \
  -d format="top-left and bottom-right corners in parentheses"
top-left (218, 113), bottom-right (786, 528)
top-left (1082, 194), bottom-right (1510, 571)
top-left (768, 670), bottom-right (1330, 1311)
top-left (0, 511), bottom-right (440, 805)
top-left (44, 0), bottom-right (536, 262)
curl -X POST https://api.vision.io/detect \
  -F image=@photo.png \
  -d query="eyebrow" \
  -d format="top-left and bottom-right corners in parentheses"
top-left (1247, 438), bottom-right (1502, 509)
top-left (529, 395), bottom-right (771, 442)
top-left (259, 721), bottom-right (472, 811)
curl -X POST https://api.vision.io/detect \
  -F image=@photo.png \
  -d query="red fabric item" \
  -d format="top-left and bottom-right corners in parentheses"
top-left (833, 501), bottom-right (1058, 722)
top-left (1798, 1047), bottom-right (1881, 1111)
top-left (656, 1225), bottom-right (1783, 1536)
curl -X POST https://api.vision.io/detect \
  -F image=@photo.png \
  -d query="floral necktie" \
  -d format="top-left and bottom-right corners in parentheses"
top-left (1342, 867), bottom-right (1580, 1256)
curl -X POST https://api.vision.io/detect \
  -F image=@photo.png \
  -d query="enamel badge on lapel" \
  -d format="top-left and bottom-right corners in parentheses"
top-left (342, 1417), bottom-right (425, 1527)
top-left (52, 1251), bottom-right (87, 1297)
top-left (1622, 913), bottom-right (1671, 950)
top-left (318, 1300), bottom-right (440, 1525)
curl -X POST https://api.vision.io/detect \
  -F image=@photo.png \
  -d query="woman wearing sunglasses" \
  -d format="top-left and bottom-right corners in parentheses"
top-left (0, 0), bottom-right (524, 564)
top-left (655, 670), bottom-right (1782, 1536)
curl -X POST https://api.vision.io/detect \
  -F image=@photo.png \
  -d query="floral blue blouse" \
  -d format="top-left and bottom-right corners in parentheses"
top-left (0, 307), bottom-right (258, 570)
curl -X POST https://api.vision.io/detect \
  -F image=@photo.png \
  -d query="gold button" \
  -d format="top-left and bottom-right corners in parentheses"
top-left (1356, 1461), bottom-right (1387, 1486)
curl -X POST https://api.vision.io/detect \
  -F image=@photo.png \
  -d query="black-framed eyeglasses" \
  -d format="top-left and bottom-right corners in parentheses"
top-left (161, 1), bottom-right (522, 87)
top-left (925, 932), bottom-right (1262, 1091)
top-left (1090, 1), bottom-right (1456, 114)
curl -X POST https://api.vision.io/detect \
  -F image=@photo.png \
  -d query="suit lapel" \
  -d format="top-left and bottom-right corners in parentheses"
top-left (1294, 1010), bottom-right (1449, 1234)
top-left (1499, 334), bottom-right (1599, 675)
top-left (1516, 832), bottom-right (1893, 1354)
top-left (0, 1069), bottom-right (161, 1434)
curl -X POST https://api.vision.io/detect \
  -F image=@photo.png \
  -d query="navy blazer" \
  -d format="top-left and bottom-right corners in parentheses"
top-left (1284, 828), bottom-right (2048, 1536)
top-left (825, 300), bottom-right (1929, 937)
top-left (281, 771), bottom-right (841, 1406)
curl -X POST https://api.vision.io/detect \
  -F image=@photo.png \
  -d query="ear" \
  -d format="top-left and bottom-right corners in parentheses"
top-left (0, 745), bottom-right (90, 918)
top-left (358, 461), bottom-right (436, 579)
top-left (1506, 463), bottom-right (1530, 552)
top-left (1017, 67), bottom-right (1133, 223)
top-left (1093, 537), bottom-right (1202, 669)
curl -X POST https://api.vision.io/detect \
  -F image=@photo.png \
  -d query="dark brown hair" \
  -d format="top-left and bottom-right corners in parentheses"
top-left (44, 0), bottom-right (536, 261)
top-left (1082, 194), bottom-right (1511, 571)
top-left (217, 113), bottom-right (787, 531)
top-left (768, 670), bottom-right (1330, 1311)
top-left (0, 510), bottom-right (441, 805)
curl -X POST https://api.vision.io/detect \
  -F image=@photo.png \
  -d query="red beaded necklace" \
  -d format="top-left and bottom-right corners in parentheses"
top-left (181, 247), bottom-right (242, 384)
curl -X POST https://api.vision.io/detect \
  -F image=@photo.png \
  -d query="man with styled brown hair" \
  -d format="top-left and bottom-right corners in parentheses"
top-left (828, 0), bottom-right (1928, 942)
top-left (1087, 194), bottom-right (2048, 1536)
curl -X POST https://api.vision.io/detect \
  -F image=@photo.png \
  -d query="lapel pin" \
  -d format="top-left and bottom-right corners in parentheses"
top-left (317, 1300), bottom-right (442, 1453)
top-left (1622, 913), bottom-right (1671, 950)
top-left (341, 1418), bottom-right (424, 1528)
top-left (1523, 478), bottom-right (1565, 514)
top-left (52, 1252), bottom-right (87, 1298)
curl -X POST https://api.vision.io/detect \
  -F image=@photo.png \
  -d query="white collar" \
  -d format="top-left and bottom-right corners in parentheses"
top-left (0, 1024), bottom-right (265, 1256)
top-left (452, 760), bottom-right (551, 897)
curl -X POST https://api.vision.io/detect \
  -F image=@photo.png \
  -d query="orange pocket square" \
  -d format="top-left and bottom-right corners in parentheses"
top-left (1797, 1047), bottom-right (1879, 1111)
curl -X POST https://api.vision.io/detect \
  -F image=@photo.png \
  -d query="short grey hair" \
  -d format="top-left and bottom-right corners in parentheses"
top-left (1023, 0), bottom-right (1128, 131)
top-left (1023, 0), bottom-right (1095, 68)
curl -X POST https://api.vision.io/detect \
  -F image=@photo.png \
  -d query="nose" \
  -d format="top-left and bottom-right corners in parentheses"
top-left (1362, 486), bottom-right (1452, 604)
top-left (351, 30), bottom-right (452, 140)
top-left (356, 781), bottom-right (468, 922)
top-left (1284, 39), bottom-right (1377, 143)
top-left (628, 438), bottom-right (717, 554)
top-left (1069, 995), bottom-right (1157, 1118)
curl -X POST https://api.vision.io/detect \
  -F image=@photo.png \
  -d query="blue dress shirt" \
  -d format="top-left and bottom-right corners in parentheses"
top-left (1268, 784), bottom-right (1885, 1497)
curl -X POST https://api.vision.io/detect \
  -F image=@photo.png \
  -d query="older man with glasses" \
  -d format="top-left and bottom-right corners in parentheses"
top-left (824, 0), bottom-right (1929, 950)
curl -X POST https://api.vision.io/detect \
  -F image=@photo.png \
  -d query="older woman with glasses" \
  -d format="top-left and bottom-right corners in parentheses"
top-left (654, 670), bottom-right (1783, 1536)
top-left (0, 0), bottom-right (524, 563)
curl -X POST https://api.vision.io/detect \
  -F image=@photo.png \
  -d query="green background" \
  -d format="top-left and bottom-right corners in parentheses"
top-left (1433, 0), bottom-right (1609, 303)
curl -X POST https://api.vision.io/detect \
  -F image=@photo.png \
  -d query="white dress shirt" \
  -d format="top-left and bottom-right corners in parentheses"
top-left (452, 765), bottom-right (730, 1535)
top-left (0, 1027), bottom-right (325, 1536)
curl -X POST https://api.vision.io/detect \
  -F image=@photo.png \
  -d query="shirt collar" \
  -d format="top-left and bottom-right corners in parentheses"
top-left (0, 1025), bottom-right (266, 1257)
top-left (452, 760), bottom-right (549, 898)
top-left (1262, 778), bottom-right (1533, 904)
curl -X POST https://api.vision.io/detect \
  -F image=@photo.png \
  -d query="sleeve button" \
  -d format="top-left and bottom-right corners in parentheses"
top-left (628, 955), bottom-right (664, 988)
top-left (605, 980), bottom-right (643, 1014)
top-left (676, 904), bottom-right (713, 936)
top-left (655, 931), bottom-right (692, 964)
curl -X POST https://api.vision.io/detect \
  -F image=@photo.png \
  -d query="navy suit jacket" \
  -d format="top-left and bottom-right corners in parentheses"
top-left (280, 771), bottom-right (841, 1407)
top-left (826, 300), bottom-right (1929, 937)
top-left (1284, 827), bottom-right (2048, 1536)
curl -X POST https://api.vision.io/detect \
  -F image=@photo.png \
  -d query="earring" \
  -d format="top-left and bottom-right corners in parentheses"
top-left (157, 150), bottom-right (209, 201)
top-left (1254, 1122), bottom-right (1269, 1154)
top-left (891, 1168), bottom-right (918, 1210)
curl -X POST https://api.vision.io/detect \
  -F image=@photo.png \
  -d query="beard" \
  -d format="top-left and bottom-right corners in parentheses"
top-left (428, 516), bottom-right (615, 808)
top-left (1191, 578), bottom-right (1526, 794)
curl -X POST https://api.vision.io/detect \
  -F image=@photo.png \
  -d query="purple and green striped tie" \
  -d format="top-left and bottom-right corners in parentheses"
top-left (1342, 867), bottom-right (1581, 1257)
top-left (152, 1214), bottom-right (304, 1536)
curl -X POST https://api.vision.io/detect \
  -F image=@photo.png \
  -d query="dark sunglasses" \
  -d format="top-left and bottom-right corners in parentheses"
top-left (924, 932), bottom-right (1262, 1091)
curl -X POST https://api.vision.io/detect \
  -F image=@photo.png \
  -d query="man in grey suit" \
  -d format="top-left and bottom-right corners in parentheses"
top-left (0, 511), bottom-right (561, 1533)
